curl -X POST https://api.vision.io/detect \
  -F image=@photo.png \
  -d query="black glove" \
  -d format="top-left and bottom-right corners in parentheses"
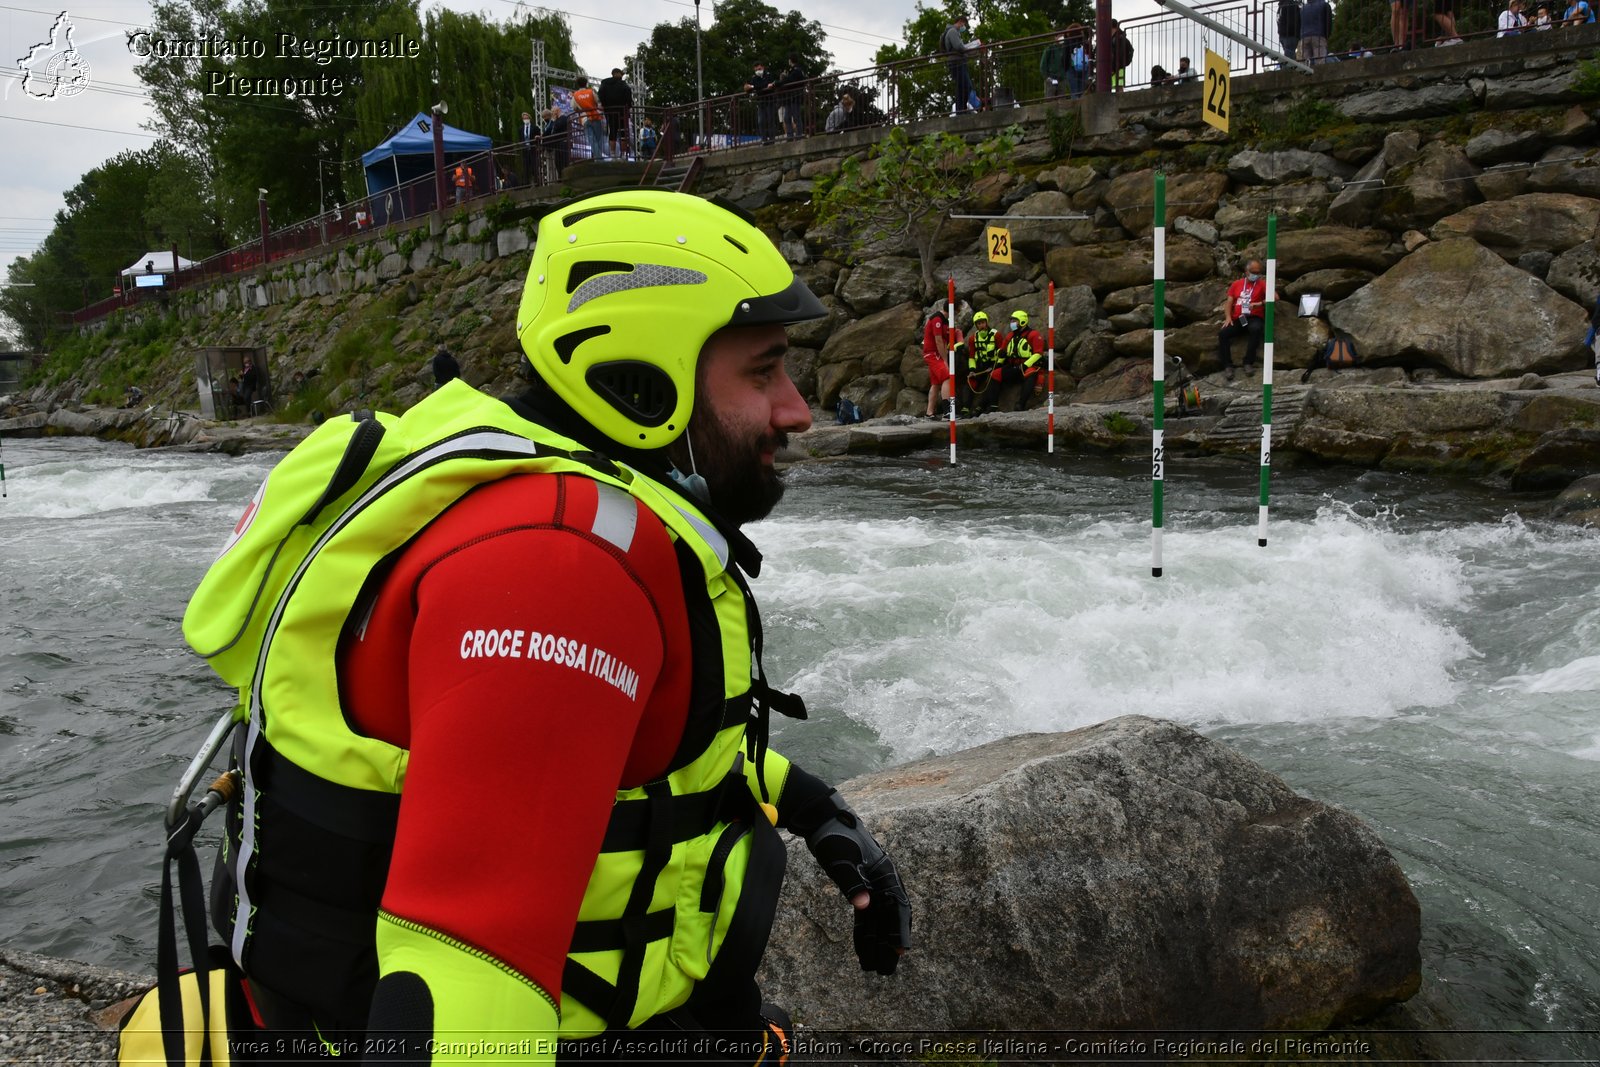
top-left (798, 793), bottom-right (912, 975)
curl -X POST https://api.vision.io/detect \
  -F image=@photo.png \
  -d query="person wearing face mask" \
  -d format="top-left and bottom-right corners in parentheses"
top-left (979, 310), bottom-right (1044, 413)
top-left (1215, 259), bottom-right (1280, 380)
top-left (743, 61), bottom-right (778, 144)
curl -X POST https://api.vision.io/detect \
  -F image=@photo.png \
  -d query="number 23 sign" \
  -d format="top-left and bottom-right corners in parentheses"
top-left (1203, 49), bottom-right (1229, 134)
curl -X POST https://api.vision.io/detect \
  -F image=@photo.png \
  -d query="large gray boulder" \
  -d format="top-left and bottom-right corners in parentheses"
top-left (1241, 225), bottom-right (1396, 278)
top-left (1214, 180), bottom-right (1335, 244)
top-left (839, 257), bottom-right (923, 315)
top-left (1430, 193), bottom-right (1600, 261)
top-left (1381, 141), bottom-right (1481, 231)
top-left (1547, 237), bottom-right (1600, 307)
top-left (1527, 145), bottom-right (1600, 199)
top-left (1328, 130), bottom-right (1421, 227)
top-left (760, 716), bottom-right (1421, 1031)
top-left (1551, 472), bottom-right (1600, 526)
top-left (1046, 235), bottom-right (1215, 296)
top-left (1104, 169), bottom-right (1230, 235)
top-left (1003, 190), bottom-right (1098, 257)
top-left (1226, 148), bottom-right (1355, 185)
top-left (1330, 240), bottom-right (1589, 378)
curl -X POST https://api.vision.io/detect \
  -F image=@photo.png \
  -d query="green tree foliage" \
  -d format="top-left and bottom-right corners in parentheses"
top-left (0, 144), bottom-right (197, 347)
top-left (814, 127), bottom-right (1017, 298)
top-left (633, 0), bottom-right (830, 109)
top-left (873, 0), bottom-right (1091, 121)
top-left (355, 7), bottom-right (577, 143)
top-left (134, 0), bottom-right (575, 239)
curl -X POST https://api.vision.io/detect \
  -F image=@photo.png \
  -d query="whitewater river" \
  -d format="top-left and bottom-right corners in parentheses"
top-left (1, 435), bottom-right (1596, 1058)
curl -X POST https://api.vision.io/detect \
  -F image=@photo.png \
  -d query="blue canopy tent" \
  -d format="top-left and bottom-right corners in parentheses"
top-left (361, 112), bottom-right (493, 223)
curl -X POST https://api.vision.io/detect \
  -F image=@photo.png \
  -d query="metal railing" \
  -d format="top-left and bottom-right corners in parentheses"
top-left (65, 0), bottom-right (1540, 325)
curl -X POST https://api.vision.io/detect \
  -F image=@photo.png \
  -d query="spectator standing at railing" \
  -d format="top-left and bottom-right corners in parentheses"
top-left (942, 14), bottom-right (982, 114)
top-left (1433, 0), bottom-right (1465, 42)
top-left (1067, 27), bottom-right (1092, 98)
top-left (1107, 19), bottom-right (1134, 91)
top-left (777, 54), bottom-right (808, 139)
top-left (1299, 0), bottom-right (1332, 62)
top-left (1564, 0), bottom-right (1596, 24)
top-left (1391, 0), bottom-right (1415, 49)
top-left (520, 110), bottom-right (537, 185)
top-left (1499, 0), bottom-right (1528, 33)
top-left (573, 77), bottom-right (607, 161)
top-left (1532, 3), bottom-right (1555, 27)
top-left (638, 117), bottom-right (659, 157)
top-left (1041, 32), bottom-right (1069, 99)
top-left (1278, 0), bottom-right (1302, 66)
top-left (1174, 56), bottom-right (1198, 81)
top-left (542, 107), bottom-right (571, 177)
top-left (599, 68), bottom-right (633, 158)
top-left (744, 61), bottom-right (779, 144)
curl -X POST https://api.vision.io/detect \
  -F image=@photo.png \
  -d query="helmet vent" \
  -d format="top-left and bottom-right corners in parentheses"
top-left (723, 235), bottom-right (748, 254)
top-left (567, 260), bottom-right (633, 294)
top-left (587, 361), bottom-right (678, 428)
top-left (562, 204), bottom-right (653, 227)
top-left (554, 324), bottom-right (611, 365)
top-left (568, 263), bottom-right (707, 313)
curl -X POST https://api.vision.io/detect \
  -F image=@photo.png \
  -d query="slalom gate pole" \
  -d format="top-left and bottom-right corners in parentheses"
top-left (1046, 281), bottom-right (1056, 454)
top-left (947, 278), bottom-right (958, 466)
top-left (1151, 173), bottom-right (1166, 578)
top-left (1259, 215), bottom-right (1276, 547)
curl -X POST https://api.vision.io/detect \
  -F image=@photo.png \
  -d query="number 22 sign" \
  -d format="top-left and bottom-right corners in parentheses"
top-left (1203, 49), bottom-right (1230, 134)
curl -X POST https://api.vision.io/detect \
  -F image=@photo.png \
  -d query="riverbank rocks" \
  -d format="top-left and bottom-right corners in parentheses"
top-left (1105, 169), bottom-right (1229, 235)
top-left (1550, 472), bottom-right (1600, 525)
top-left (1046, 234), bottom-right (1214, 296)
top-left (1330, 239), bottom-right (1588, 378)
top-left (760, 716), bottom-right (1421, 1032)
top-left (1429, 193), bottom-right (1600, 260)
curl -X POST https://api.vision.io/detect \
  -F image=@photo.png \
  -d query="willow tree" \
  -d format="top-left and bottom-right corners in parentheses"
top-left (813, 126), bottom-right (1016, 300)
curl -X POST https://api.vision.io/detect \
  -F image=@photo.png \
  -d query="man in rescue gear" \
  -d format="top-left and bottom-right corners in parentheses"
top-left (145, 191), bottom-right (913, 1066)
top-left (452, 163), bottom-right (475, 205)
top-left (954, 310), bottom-right (1001, 413)
top-left (978, 309), bottom-right (1044, 413)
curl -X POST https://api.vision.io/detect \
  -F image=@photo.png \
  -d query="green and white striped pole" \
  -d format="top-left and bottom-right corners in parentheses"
top-left (1152, 172), bottom-right (1166, 578)
top-left (1259, 214), bottom-right (1277, 547)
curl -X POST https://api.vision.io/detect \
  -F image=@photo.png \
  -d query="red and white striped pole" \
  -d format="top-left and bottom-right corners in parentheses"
top-left (947, 278), bottom-right (958, 466)
top-left (1046, 281), bottom-right (1056, 454)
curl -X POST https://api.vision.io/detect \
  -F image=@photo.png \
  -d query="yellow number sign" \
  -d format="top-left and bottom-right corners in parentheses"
top-left (1203, 49), bottom-right (1230, 134)
top-left (986, 225), bottom-right (1012, 264)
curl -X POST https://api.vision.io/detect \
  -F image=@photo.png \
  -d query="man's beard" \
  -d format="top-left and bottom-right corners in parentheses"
top-left (681, 408), bottom-right (788, 526)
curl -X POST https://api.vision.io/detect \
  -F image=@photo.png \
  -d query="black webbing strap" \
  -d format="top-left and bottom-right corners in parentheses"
top-left (727, 567), bottom-right (806, 805)
top-left (562, 779), bottom-right (677, 1029)
top-left (599, 768), bottom-right (748, 854)
top-left (566, 908), bottom-right (675, 953)
top-left (158, 805), bottom-right (215, 1067)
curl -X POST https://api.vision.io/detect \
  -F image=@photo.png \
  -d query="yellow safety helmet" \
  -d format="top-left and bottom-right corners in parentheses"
top-left (1010, 309), bottom-right (1029, 328)
top-left (516, 190), bottom-right (825, 450)
top-left (972, 311), bottom-right (989, 324)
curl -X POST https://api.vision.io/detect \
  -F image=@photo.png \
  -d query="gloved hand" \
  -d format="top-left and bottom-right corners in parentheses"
top-left (800, 794), bottom-right (912, 975)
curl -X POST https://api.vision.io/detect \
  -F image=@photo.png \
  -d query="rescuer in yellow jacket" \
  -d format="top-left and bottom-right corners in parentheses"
top-left (153, 191), bottom-right (912, 1066)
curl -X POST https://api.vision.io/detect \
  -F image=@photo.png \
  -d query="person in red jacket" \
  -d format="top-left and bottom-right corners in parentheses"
top-left (922, 304), bottom-right (964, 418)
top-left (1216, 259), bottom-right (1279, 380)
top-left (980, 309), bottom-right (1044, 413)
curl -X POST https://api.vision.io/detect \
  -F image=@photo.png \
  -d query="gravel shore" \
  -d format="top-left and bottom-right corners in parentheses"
top-left (0, 948), bottom-right (151, 1065)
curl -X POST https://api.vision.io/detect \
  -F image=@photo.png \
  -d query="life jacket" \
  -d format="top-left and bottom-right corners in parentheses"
top-left (574, 87), bottom-right (602, 119)
top-left (453, 165), bottom-right (474, 188)
top-left (183, 382), bottom-right (797, 1039)
top-left (964, 329), bottom-right (1001, 369)
top-left (1003, 329), bottom-right (1045, 369)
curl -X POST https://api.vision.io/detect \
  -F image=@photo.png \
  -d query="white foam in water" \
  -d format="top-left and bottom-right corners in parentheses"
top-left (763, 505), bottom-right (1474, 758)
top-left (5, 453), bottom-right (269, 520)
top-left (1498, 654), bottom-right (1600, 693)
